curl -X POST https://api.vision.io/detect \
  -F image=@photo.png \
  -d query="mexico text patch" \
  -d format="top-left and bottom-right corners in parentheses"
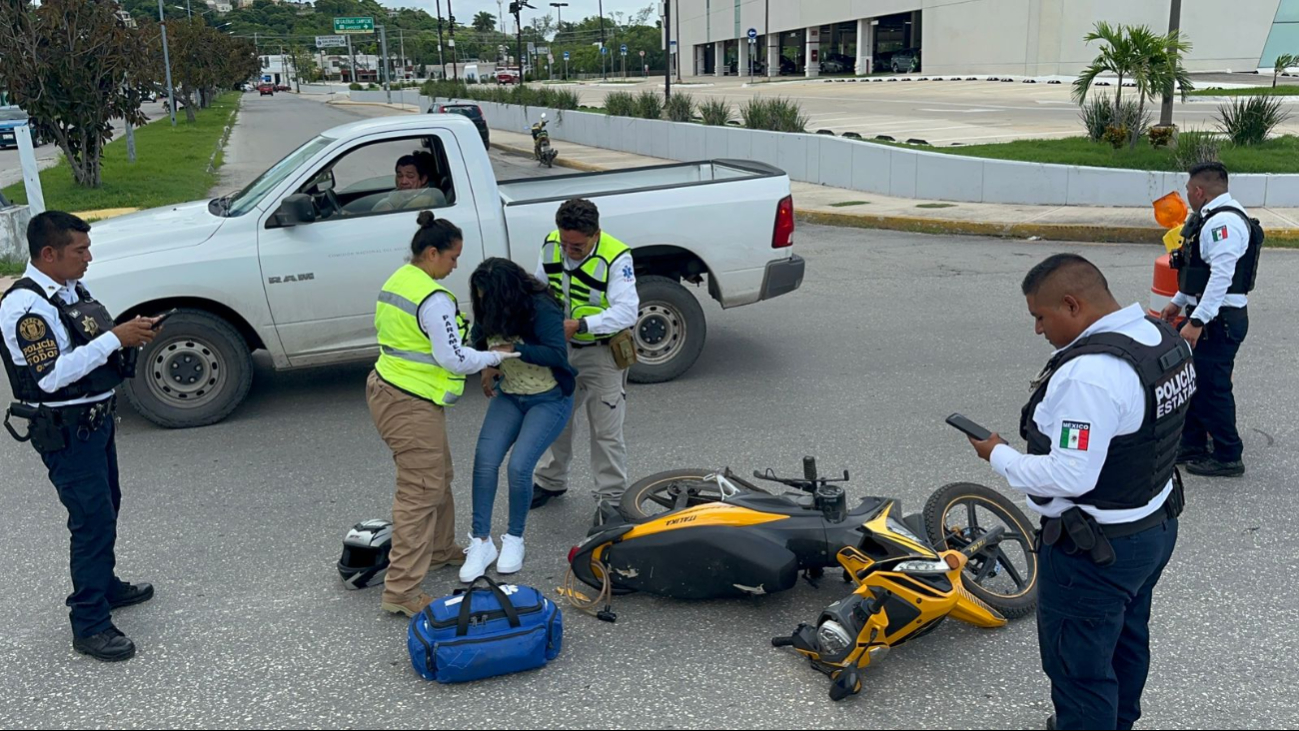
top-left (1060, 420), bottom-right (1091, 451)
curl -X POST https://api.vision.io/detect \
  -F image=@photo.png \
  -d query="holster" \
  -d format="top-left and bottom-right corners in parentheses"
top-left (1040, 507), bottom-right (1117, 566)
top-left (609, 329), bottom-right (638, 371)
top-left (4, 402), bottom-right (69, 454)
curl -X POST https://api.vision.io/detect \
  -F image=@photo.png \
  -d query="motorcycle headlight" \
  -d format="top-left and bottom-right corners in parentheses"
top-left (816, 620), bottom-right (853, 659)
top-left (893, 558), bottom-right (953, 575)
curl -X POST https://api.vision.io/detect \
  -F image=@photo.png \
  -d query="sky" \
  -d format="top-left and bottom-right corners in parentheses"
top-left (373, 1), bottom-right (656, 26)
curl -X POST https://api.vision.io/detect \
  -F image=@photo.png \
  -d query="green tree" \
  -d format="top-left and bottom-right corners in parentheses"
top-left (1074, 22), bottom-right (1193, 148)
top-left (1073, 22), bottom-right (1140, 124)
top-left (473, 12), bottom-right (496, 33)
top-left (0, 0), bottom-right (150, 187)
top-left (1274, 53), bottom-right (1298, 88)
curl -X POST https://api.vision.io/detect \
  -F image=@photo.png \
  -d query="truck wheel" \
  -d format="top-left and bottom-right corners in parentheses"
top-left (629, 275), bottom-right (707, 384)
top-left (122, 309), bottom-right (254, 429)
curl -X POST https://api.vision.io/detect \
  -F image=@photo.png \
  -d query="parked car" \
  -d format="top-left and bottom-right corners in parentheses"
top-left (429, 103), bottom-right (489, 149)
top-left (258, 84), bottom-right (275, 96)
top-left (779, 57), bottom-right (799, 75)
top-left (820, 53), bottom-right (856, 74)
top-left (0, 109), bottom-right (45, 149)
top-left (84, 114), bottom-right (804, 428)
top-left (889, 48), bottom-right (922, 73)
top-left (275, 84), bottom-right (291, 92)
top-left (495, 68), bottom-right (521, 84)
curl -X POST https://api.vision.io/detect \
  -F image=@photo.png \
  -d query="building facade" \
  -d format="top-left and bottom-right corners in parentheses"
top-left (673, 0), bottom-right (1286, 78)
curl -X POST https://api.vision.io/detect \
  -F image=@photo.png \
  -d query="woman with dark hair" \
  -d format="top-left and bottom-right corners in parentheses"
top-left (459, 257), bottom-right (577, 582)
top-left (367, 214), bottom-right (519, 616)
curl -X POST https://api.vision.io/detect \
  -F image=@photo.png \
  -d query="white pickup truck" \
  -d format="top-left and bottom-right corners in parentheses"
top-left (85, 114), bottom-right (805, 428)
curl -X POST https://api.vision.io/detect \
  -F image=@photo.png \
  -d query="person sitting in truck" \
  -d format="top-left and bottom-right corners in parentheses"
top-left (373, 152), bottom-right (447, 212)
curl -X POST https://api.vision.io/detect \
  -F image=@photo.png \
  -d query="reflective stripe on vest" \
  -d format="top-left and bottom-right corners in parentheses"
top-left (374, 264), bottom-right (468, 406)
top-left (543, 231), bottom-right (631, 342)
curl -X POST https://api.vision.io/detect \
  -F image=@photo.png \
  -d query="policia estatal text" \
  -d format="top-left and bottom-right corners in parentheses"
top-left (1161, 162), bottom-right (1262, 478)
top-left (1, 212), bottom-right (161, 662)
top-left (968, 255), bottom-right (1191, 730)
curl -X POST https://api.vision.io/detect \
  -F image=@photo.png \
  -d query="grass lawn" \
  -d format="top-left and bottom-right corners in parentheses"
top-left (923, 135), bottom-right (1299, 174)
top-left (2, 93), bottom-right (241, 212)
top-left (0, 259), bottom-right (25, 276)
top-left (1189, 85), bottom-right (1299, 97)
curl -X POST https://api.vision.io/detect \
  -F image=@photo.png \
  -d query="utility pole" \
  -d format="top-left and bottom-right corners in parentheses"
top-left (346, 33), bottom-right (357, 85)
top-left (436, 0), bottom-right (447, 79)
top-left (399, 29), bottom-right (406, 81)
top-left (1159, 0), bottom-right (1183, 128)
top-left (599, 0), bottom-right (606, 80)
top-left (765, 0), bottom-right (772, 79)
top-left (157, 0), bottom-right (177, 126)
top-left (379, 26), bottom-right (393, 103)
top-left (448, 0), bottom-right (458, 80)
top-left (664, 0), bottom-right (671, 99)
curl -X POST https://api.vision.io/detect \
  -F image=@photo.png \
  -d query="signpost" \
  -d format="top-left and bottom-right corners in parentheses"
top-left (748, 27), bottom-right (757, 81)
top-left (563, 50), bottom-right (570, 80)
top-left (621, 43), bottom-right (627, 79)
top-left (316, 35), bottom-right (346, 48)
top-left (639, 49), bottom-right (646, 77)
top-left (333, 17), bottom-right (374, 34)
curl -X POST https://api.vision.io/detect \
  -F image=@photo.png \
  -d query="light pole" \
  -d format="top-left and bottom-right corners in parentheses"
top-left (766, 0), bottom-right (772, 79)
top-left (1159, 0), bottom-right (1183, 129)
top-left (156, 0), bottom-right (177, 126)
top-left (435, 0), bottom-right (447, 79)
top-left (448, 0), bottom-right (458, 81)
top-left (664, 0), bottom-right (671, 99)
top-left (599, 0), bottom-right (606, 80)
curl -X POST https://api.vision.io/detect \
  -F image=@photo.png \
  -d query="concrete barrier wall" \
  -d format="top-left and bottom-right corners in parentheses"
top-left (381, 92), bottom-right (1299, 208)
top-left (0, 205), bottom-right (33, 265)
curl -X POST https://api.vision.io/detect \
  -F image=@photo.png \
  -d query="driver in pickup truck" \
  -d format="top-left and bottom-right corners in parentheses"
top-left (373, 152), bottom-right (446, 212)
top-left (530, 198), bottom-right (639, 509)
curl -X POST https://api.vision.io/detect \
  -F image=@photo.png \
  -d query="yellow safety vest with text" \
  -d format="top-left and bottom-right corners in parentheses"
top-left (542, 231), bottom-right (631, 343)
top-left (374, 264), bottom-right (469, 406)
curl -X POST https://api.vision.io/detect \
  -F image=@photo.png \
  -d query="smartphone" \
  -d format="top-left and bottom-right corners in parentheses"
top-left (151, 308), bottom-right (179, 330)
top-left (946, 413), bottom-right (993, 442)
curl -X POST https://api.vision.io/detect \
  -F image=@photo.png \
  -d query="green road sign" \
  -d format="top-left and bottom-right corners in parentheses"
top-left (333, 17), bottom-right (374, 34)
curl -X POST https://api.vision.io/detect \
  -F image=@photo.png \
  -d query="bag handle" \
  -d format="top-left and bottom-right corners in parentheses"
top-left (456, 575), bottom-right (522, 636)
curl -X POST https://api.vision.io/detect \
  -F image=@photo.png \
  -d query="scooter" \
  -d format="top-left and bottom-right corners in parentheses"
top-left (531, 113), bottom-right (558, 168)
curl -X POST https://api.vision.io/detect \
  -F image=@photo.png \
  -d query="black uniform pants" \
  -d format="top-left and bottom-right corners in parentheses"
top-left (1037, 519), bottom-right (1178, 730)
top-left (1181, 306), bottom-right (1249, 462)
top-left (39, 415), bottom-right (129, 638)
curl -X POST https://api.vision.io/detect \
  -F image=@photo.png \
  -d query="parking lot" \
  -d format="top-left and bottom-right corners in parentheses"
top-left (0, 95), bottom-right (1295, 729)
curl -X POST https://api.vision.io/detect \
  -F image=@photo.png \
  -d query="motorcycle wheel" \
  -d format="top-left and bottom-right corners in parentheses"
top-left (922, 482), bottom-right (1038, 619)
top-left (619, 468), bottom-right (755, 523)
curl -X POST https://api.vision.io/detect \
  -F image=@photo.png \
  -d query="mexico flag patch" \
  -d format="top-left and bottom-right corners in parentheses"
top-left (1060, 421), bottom-right (1091, 450)
top-left (1210, 225), bottom-right (1229, 242)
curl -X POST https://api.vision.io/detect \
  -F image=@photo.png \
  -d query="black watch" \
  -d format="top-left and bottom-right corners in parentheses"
top-left (577, 318), bottom-right (589, 335)
top-left (1189, 317), bottom-right (1207, 328)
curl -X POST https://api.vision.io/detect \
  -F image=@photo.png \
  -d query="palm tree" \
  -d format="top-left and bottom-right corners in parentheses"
top-left (1127, 26), bottom-right (1193, 148)
top-left (1074, 22), bottom-right (1139, 123)
top-left (1274, 53), bottom-right (1298, 88)
top-left (473, 11), bottom-right (496, 33)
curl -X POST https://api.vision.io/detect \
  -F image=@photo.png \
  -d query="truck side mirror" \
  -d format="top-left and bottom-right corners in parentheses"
top-left (271, 194), bottom-right (317, 228)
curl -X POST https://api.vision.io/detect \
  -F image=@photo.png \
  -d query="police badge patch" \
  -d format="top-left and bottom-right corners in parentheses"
top-left (15, 315), bottom-right (60, 374)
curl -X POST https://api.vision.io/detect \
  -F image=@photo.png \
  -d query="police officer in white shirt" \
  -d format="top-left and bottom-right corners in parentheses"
top-left (968, 255), bottom-right (1192, 731)
top-left (1160, 162), bottom-right (1260, 478)
top-left (530, 199), bottom-right (639, 507)
top-left (1, 212), bottom-right (161, 662)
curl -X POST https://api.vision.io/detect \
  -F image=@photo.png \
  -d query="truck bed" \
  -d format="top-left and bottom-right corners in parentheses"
top-left (496, 159), bottom-right (784, 206)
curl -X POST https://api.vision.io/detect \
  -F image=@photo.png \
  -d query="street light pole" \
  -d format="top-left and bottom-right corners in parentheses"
top-left (1159, 0), bottom-right (1183, 128)
top-left (156, 0), bottom-right (177, 126)
top-left (766, 0), bottom-right (772, 79)
top-left (435, 0), bottom-right (447, 79)
top-left (599, 0), bottom-right (606, 80)
top-left (448, 0), bottom-right (458, 81)
top-left (664, 0), bottom-right (671, 100)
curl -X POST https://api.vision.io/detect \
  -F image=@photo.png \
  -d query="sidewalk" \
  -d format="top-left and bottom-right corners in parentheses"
top-left (488, 128), bottom-right (1299, 245)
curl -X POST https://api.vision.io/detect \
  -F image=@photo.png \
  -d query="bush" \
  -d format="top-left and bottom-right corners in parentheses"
top-left (1217, 96), bottom-right (1292, 145)
top-left (550, 88), bottom-right (580, 110)
top-left (1172, 129), bottom-right (1222, 169)
top-left (699, 98), bottom-right (732, 126)
top-left (1079, 95), bottom-right (1151, 143)
top-left (1101, 125), bottom-right (1128, 149)
top-left (605, 91), bottom-right (636, 117)
top-left (741, 97), bottom-right (808, 132)
top-left (633, 90), bottom-right (664, 120)
top-left (665, 93), bottom-right (695, 123)
top-left (349, 82), bottom-right (363, 91)
top-left (1148, 125), bottom-right (1176, 149)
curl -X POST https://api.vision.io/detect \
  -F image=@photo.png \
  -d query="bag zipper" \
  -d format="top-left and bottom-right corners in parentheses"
top-left (545, 602), bottom-right (558, 652)
top-left (434, 624), bottom-right (544, 649)
top-left (427, 593), bottom-right (545, 630)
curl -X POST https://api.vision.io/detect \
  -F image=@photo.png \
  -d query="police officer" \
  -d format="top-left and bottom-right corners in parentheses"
top-left (1, 212), bottom-right (160, 662)
top-left (531, 198), bottom-right (639, 507)
top-left (1160, 162), bottom-right (1260, 478)
top-left (968, 255), bottom-right (1191, 730)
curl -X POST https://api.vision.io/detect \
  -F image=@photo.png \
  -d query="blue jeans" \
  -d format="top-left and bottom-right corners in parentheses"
top-left (471, 387), bottom-right (573, 538)
top-left (1038, 518), bottom-right (1179, 730)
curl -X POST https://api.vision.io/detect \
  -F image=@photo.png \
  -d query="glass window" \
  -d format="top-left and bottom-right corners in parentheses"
top-left (299, 136), bottom-right (457, 220)
top-left (1260, 22), bottom-right (1299, 67)
top-left (1276, 0), bottom-right (1299, 24)
top-left (226, 135), bottom-right (332, 217)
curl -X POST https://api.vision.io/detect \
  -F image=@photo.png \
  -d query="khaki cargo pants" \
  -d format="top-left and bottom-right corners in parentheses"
top-left (366, 371), bottom-right (460, 605)
top-left (534, 343), bottom-right (629, 499)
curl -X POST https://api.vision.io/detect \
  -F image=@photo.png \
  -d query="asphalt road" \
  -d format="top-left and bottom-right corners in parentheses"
top-left (1, 94), bottom-right (1296, 729)
top-left (0, 101), bottom-right (173, 190)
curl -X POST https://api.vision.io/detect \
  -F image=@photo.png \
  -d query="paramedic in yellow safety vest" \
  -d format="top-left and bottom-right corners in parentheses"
top-left (366, 212), bottom-right (520, 618)
top-left (531, 198), bottom-right (640, 507)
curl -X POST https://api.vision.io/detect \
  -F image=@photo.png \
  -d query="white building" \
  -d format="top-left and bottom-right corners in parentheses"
top-left (673, 0), bottom-right (1292, 78)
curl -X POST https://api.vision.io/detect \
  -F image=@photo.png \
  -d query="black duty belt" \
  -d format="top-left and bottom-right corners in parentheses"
top-left (1039, 472), bottom-right (1185, 565)
top-left (571, 339), bottom-right (610, 349)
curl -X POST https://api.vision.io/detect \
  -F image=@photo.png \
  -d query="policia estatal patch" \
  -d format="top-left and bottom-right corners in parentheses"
top-left (15, 314), bottom-right (59, 375)
top-left (1156, 358), bottom-right (1197, 418)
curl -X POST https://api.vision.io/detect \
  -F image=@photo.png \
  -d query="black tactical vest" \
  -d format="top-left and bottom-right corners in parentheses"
top-left (1177, 206), bottom-right (1263, 298)
top-left (1, 278), bottom-right (128, 403)
top-left (1020, 317), bottom-right (1195, 511)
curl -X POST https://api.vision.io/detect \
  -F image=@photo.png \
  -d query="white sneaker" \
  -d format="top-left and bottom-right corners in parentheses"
top-left (497, 535), bottom-right (525, 575)
top-left (459, 535), bottom-right (498, 583)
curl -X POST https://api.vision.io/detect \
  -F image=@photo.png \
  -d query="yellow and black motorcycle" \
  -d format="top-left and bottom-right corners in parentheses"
top-left (567, 457), bottom-right (1038, 698)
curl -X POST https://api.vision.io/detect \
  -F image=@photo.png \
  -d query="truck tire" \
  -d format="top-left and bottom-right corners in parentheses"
top-left (629, 275), bottom-right (707, 384)
top-left (121, 309), bottom-right (254, 429)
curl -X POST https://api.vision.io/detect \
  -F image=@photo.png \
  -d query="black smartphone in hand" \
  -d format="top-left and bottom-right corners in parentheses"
top-left (946, 413), bottom-right (993, 442)
top-left (151, 309), bottom-right (179, 330)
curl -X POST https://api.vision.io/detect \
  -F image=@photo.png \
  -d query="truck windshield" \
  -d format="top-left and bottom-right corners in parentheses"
top-left (221, 135), bottom-right (334, 217)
